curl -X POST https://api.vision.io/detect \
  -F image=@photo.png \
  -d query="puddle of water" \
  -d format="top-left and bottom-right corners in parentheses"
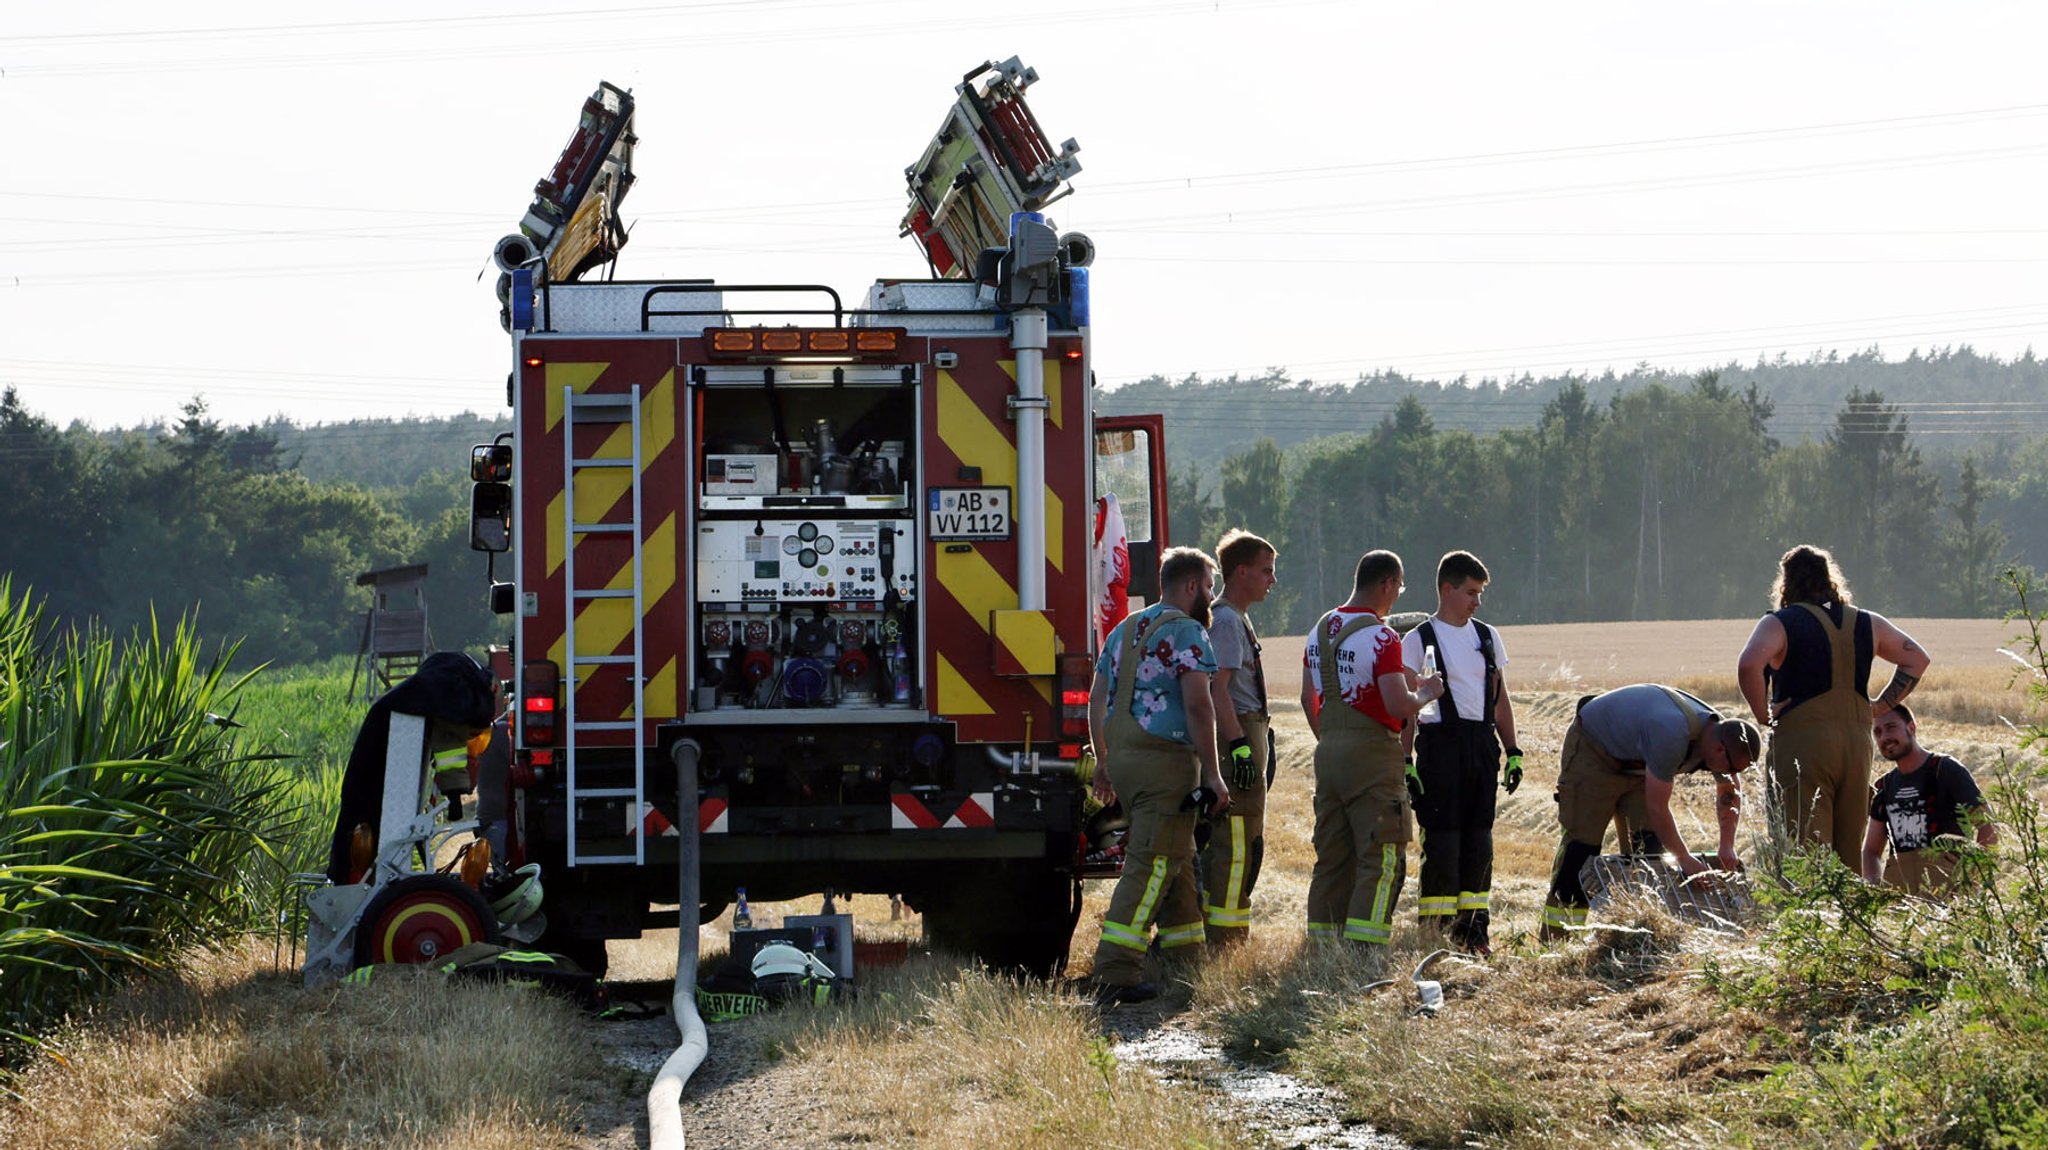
top-left (1115, 1030), bottom-right (1412, 1150)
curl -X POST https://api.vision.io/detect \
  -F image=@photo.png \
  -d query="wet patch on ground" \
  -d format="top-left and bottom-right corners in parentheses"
top-left (1112, 1026), bottom-right (1411, 1149)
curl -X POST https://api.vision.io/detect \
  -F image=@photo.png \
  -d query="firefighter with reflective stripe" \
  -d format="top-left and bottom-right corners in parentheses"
top-left (1400, 550), bottom-right (1519, 955)
top-left (1540, 684), bottom-right (1762, 939)
top-left (1301, 550), bottom-right (1442, 947)
top-left (431, 739), bottom-right (477, 814)
top-left (1200, 529), bottom-right (1278, 946)
top-left (1087, 547), bottom-right (1231, 1007)
top-left (1737, 544), bottom-right (1930, 871)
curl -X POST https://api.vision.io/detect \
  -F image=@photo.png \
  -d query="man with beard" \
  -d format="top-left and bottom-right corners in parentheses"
top-left (1863, 703), bottom-right (1996, 896)
top-left (1086, 546), bottom-right (1231, 1007)
top-left (1539, 684), bottom-right (1762, 940)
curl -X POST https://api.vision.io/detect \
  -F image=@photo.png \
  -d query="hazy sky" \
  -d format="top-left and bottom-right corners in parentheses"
top-left (6, 1), bottom-right (2048, 430)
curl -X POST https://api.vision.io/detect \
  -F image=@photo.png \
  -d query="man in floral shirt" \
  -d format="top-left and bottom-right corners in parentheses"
top-left (1086, 547), bottom-right (1231, 1007)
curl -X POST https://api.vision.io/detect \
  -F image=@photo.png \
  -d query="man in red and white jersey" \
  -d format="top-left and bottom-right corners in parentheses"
top-left (1300, 549), bottom-right (1443, 947)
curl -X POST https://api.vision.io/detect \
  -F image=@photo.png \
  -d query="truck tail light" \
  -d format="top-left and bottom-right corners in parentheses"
top-left (1058, 652), bottom-right (1092, 741)
top-left (521, 661), bottom-right (561, 746)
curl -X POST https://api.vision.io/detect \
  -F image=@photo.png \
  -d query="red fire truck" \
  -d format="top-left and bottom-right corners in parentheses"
top-left (470, 60), bottom-right (1169, 974)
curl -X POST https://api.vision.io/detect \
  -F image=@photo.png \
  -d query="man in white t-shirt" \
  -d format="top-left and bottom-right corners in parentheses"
top-left (1400, 550), bottom-right (1520, 956)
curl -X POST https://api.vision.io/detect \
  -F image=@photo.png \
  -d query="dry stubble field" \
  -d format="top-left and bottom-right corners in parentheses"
top-left (7, 617), bottom-right (2038, 1150)
top-left (634, 615), bottom-right (2042, 1148)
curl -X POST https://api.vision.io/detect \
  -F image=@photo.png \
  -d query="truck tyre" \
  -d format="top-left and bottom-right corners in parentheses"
top-left (532, 920), bottom-right (611, 977)
top-left (918, 872), bottom-right (1080, 978)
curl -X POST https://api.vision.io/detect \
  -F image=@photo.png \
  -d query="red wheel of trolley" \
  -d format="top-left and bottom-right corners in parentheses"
top-left (352, 875), bottom-right (500, 967)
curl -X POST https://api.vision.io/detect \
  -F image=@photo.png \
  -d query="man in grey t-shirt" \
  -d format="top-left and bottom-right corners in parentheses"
top-left (1200, 529), bottom-right (1278, 946)
top-left (1538, 683), bottom-right (1762, 940)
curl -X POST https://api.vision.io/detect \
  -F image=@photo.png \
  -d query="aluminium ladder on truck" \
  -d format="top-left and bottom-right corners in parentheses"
top-left (561, 384), bottom-right (647, 866)
top-left (501, 81), bottom-right (638, 283)
top-left (899, 56), bottom-right (1083, 278)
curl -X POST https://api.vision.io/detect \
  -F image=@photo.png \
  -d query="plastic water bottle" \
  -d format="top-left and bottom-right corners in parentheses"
top-left (1420, 645), bottom-right (1441, 722)
top-left (889, 641), bottom-right (913, 703)
top-left (733, 886), bottom-right (753, 932)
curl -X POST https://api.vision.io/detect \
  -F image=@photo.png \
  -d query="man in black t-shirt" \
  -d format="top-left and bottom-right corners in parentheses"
top-left (1862, 703), bottom-right (1997, 895)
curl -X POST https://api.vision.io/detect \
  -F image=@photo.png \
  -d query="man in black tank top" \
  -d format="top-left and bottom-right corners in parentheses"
top-left (1737, 545), bottom-right (1930, 870)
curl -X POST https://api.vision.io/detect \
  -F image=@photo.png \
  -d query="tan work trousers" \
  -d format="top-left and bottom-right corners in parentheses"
top-left (1770, 696), bottom-right (1871, 871)
top-left (1883, 848), bottom-right (1962, 897)
top-left (1092, 731), bottom-right (1204, 986)
top-left (1201, 711), bottom-right (1270, 943)
top-left (1554, 719), bottom-right (1654, 847)
top-left (1307, 716), bottom-right (1410, 945)
top-left (1540, 718), bottom-right (1652, 938)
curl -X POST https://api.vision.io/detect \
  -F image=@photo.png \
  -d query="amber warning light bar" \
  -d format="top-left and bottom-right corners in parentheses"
top-left (704, 327), bottom-right (908, 361)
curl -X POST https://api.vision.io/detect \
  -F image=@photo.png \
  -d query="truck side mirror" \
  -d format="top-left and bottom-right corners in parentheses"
top-left (471, 482), bottom-right (512, 552)
top-left (471, 443), bottom-right (514, 483)
top-left (488, 581), bottom-right (517, 615)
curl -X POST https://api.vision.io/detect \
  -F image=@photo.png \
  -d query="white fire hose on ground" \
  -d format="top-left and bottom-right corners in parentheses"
top-left (648, 739), bottom-right (706, 1148)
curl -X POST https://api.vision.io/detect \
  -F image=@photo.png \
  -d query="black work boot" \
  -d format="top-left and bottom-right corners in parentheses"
top-left (1093, 980), bottom-right (1161, 1010)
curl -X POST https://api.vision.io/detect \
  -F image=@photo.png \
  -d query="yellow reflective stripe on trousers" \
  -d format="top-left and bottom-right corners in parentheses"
top-left (1100, 921), bottom-right (1149, 951)
top-left (1103, 854), bottom-right (1173, 951)
top-left (1307, 921), bottom-right (1343, 938)
top-left (1343, 918), bottom-right (1391, 943)
top-left (1456, 891), bottom-right (1490, 912)
top-left (1224, 815), bottom-right (1247, 908)
top-left (1155, 922), bottom-right (1206, 949)
top-left (1540, 903), bottom-right (1588, 929)
top-left (1418, 895), bottom-right (1457, 918)
top-left (1204, 815), bottom-right (1251, 927)
top-left (1342, 843), bottom-right (1399, 944)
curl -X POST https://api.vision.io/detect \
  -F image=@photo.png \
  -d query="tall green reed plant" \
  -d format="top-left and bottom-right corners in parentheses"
top-left (1, 579), bottom-right (302, 1064)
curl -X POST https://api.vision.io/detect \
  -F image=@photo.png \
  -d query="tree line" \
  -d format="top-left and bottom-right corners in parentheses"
top-left (5, 341), bottom-right (2044, 667)
top-left (1165, 375), bottom-right (2037, 635)
top-left (0, 390), bottom-right (501, 667)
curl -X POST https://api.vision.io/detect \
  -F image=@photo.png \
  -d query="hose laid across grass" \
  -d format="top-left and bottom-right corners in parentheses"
top-left (648, 739), bottom-right (707, 1148)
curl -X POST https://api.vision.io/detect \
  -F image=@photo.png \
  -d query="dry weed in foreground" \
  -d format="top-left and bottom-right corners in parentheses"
top-left (0, 941), bottom-right (616, 1150)
top-left (1213, 902), bottom-right (1791, 1150)
top-left (769, 957), bottom-right (1238, 1148)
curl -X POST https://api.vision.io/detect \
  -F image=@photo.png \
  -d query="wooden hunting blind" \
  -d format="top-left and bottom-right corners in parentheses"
top-left (350, 563), bottom-right (433, 701)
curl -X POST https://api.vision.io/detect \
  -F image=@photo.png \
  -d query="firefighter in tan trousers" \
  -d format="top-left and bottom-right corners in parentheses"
top-left (1301, 550), bottom-right (1443, 946)
top-left (1200, 530), bottom-right (1278, 946)
top-left (1737, 544), bottom-right (1930, 870)
top-left (1087, 547), bottom-right (1231, 1008)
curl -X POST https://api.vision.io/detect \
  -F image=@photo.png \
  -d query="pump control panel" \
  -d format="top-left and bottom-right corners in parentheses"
top-left (695, 518), bottom-right (917, 604)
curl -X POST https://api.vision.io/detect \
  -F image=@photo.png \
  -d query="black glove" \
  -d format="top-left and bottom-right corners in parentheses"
top-left (1180, 785), bottom-right (1221, 816)
top-left (1404, 756), bottom-right (1423, 807)
top-left (1503, 747), bottom-right (1524, 795)
top-left (1227, 737), bottom-right (1256, 792)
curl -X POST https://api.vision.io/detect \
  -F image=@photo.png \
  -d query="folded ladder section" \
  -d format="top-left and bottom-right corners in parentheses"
top-left (562, 385), bottom-right (646, 866)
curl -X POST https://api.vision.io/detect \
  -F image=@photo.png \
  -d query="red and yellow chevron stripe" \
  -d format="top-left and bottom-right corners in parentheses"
top-left (517, 339), bottom-right (688, 746)
top-left (920, 345), bottom-right (1089, 744)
